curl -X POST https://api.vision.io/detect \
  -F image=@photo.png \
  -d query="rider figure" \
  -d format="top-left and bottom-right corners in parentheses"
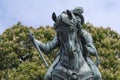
top-left (32, 7), bottom-right (101, 80)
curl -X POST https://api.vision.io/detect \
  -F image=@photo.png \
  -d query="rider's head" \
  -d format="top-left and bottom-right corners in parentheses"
top-left (71, 7), bottom-right (84, 34)
top-left (72, 7), bottom-right (84, 25)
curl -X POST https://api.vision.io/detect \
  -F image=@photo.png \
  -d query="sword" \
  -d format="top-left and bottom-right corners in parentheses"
top-left (28, 30), bottom-right (49, 68)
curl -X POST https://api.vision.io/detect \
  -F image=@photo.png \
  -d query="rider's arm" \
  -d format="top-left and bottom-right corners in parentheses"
top-left (34, 35), bottom-right (59, 54)
top-left (82, 30), bottom-right (98, 56)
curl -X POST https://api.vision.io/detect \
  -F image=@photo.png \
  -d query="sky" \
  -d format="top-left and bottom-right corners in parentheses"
top-left (0, 0), bottom-right (120, 34)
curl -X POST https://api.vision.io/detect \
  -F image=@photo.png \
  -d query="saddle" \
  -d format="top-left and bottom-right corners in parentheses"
top-left (52, 65), bottom-right (93, 80)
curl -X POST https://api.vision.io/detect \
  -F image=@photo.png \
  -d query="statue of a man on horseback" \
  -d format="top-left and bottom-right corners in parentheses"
top-left (29, 7), bottom-right (102, 80)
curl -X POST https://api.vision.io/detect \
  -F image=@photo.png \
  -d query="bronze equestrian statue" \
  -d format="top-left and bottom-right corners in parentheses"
top-left (29, 7), bottom-right (102, 80)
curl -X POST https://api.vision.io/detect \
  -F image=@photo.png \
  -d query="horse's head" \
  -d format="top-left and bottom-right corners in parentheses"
top-left (52, 10), bottom-right (80, 53)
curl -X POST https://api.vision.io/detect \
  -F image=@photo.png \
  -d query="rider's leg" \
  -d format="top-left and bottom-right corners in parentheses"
top-left (86, 57), bottom-right (102, 80)
top-left (44, 55), bottom-right (60, 80)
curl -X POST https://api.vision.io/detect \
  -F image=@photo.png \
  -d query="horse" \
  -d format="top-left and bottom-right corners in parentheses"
top-left (51, 10), bottom-right (94, 80)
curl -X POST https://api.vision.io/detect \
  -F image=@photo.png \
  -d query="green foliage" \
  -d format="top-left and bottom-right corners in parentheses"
top-left (83, 23), bottom-right (120, 80)
top-left (0, 22), bottom-right (120, 80)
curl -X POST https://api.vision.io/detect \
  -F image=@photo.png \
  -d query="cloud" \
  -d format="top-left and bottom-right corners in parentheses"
top-left (0, 0), bottom-right (120, 34)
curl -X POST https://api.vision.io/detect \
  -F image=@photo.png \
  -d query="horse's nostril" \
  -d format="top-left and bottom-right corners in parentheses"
top-left (71, 28), bottom-right (74, 31)
top-left (70, 27), bottom-right (74, 32)
top-left (73, 49), bottom-right (77, 52)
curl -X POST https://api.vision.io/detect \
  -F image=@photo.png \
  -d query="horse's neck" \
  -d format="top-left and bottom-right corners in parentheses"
top-left (60, 37), bottom-right (85, 70)
top-left (60, 36), bottom-right (83, 56)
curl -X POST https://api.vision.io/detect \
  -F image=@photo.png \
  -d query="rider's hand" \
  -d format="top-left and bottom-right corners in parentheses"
top-left (28, 31), bottom-right (35, 41)
top-left (95, 58), bottom-right (100, 67)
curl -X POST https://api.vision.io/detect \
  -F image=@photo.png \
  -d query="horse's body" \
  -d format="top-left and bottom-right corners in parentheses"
top-left (51, 10), bottom-right (94, 80)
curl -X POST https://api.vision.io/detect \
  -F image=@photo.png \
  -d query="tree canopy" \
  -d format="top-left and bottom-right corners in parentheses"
top-left (0, 22), bottom-right (120, 80)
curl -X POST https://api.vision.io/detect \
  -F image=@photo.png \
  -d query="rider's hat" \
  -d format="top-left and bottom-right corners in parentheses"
top-left (73, 7), bottom-right (84, 14)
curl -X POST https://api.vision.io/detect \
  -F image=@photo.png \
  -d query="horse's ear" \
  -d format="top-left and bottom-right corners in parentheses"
top-left (66, 10), bottom-right (72, 20)
top-left (52, 12), bottom-right (57, 22)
